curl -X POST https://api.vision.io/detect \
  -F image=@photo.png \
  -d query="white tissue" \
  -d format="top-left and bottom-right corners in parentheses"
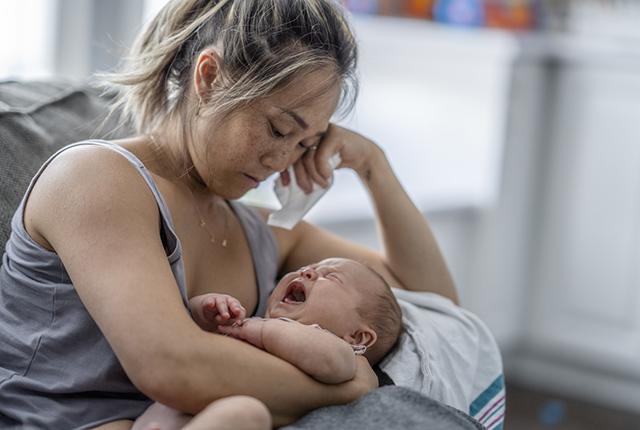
top-left (267, 153), bottom-right (342, 230)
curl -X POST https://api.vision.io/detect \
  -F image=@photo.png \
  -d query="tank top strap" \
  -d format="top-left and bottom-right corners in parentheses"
top-left (19, 140), bottom-right (181, 260)
top-left (10, 139), bottom-right (186, 302)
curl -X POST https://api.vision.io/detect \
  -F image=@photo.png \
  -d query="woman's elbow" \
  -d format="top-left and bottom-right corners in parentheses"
top-left (127, 345), bottom-right (211, 408)
top-left (311, 350), bottom-right (357, 384)
top-left (128, 352), bottom-right (183, 402)
top-left (334, 352), bottom-right (358, 383)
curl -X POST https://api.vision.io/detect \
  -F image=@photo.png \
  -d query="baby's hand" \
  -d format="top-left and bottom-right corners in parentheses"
top-left (217, 318), bottom-right (266, 350)
top-left (201, 294), bottom-right (246, 324)
top-left (189, 293), bottom-right (246, 332)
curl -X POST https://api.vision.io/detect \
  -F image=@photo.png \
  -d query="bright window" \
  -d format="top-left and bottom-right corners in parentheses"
top-left (0, 0), bottom-right (56, 80)
top-left (144, 0), bottom-right (168, 23)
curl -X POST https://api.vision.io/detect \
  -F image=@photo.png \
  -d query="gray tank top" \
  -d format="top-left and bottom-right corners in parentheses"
top-left (0, 140), bottom-right (279, 429)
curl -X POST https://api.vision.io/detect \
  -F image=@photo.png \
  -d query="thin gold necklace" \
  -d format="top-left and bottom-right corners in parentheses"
top-left (147, 134), bottom-right (229, 248)
top-left (187, 185), bottom-right (229, 248)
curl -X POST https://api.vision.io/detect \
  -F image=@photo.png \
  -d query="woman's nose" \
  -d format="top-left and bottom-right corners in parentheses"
top-left (300, 267), bottom-right (318, 281)
top-left (261, 146), bottom-right (299, 173)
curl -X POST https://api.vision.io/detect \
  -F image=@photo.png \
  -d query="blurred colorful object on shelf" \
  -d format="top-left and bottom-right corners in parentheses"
top-left (433, 0), bottom-right (485, 26)
top-left (484, 0), bottom-right (537, 30)
top-left (343, 0), bottom-right (379, 14)
top-left (404, 0), bottom-right (436, 18)
top-left (342, 0), bottom-right (540, 31)
top-left (377, 0), bottom-right (401, 15)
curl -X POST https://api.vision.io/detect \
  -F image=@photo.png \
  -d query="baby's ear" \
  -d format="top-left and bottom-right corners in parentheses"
top-left (344, 326), bottom-right (377, 348)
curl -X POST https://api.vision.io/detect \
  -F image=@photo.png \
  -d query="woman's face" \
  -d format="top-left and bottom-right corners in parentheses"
top-left (191, 68), bottom-right (342, 199)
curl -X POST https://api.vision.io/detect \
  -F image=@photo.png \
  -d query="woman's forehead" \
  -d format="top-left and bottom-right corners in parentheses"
top-left (266, 71), bottom-right (340, 112)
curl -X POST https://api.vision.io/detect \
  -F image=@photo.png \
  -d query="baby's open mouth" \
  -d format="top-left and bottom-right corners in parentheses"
top-left (283, 280), bottom-right (306, 304)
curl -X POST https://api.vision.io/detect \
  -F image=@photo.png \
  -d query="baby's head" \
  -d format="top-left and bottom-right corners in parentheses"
top-left (266, 258), bottom-right (403, 365)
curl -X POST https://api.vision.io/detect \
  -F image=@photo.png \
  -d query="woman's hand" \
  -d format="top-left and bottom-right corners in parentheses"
top-left (351, 355), bottom-right (379, 396)
top-left (284, 124), bottom-right (384, 194)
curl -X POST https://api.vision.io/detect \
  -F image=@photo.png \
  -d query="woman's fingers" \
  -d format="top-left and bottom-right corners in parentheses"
top-left (354, 355), bottom-right (379, 392)
top-left (279, 169), bottom-right (291, 186)
top-left (296, 149), bottom-right (333, 194)
top-left (293, 158), bottom-right (313, 194)
top-left (315, 124), bottom-right (341, 179)
top-left (287, 124), bottom-right (353, 193)
top-left (302, 148), bottom-right (330, 189)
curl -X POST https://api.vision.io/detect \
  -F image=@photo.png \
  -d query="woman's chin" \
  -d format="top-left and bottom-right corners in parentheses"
top-left (211, 184), bottom-right (249, 201)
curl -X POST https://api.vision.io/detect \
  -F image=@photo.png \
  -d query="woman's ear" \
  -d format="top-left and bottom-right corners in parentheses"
top-left (343, 326), bottom-right (377, 349)
top-left (193, 48), bottom-right (222, 103)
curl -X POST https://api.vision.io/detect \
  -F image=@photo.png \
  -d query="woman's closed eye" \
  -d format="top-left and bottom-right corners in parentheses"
top-left (269, 122), bottom-right (287, 139)
top-left (270, 123), bottom-right (318, 150)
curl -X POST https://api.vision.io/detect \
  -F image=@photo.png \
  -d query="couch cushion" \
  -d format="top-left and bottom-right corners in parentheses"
top-left (0, 80), bottom-right (129, 254)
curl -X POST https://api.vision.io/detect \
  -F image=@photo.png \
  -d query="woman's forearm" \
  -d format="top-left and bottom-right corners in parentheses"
top-left (359, 145), bottom-right (458, 303)
top-left (149, 329), bottom-right (372, 426)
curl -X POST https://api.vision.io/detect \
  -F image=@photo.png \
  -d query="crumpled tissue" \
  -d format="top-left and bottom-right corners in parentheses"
top-left (267, 153), bottom-right (342, 230)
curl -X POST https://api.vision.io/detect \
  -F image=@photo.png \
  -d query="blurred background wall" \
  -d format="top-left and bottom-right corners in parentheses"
top-left (2, 0), bottom-right (640, 428)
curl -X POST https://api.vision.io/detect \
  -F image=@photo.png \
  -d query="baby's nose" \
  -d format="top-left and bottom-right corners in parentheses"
top-left (300, 267), bottom-right (318, 281)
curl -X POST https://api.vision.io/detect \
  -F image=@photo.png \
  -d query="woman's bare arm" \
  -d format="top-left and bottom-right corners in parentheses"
top-left (219, 318), bottom-right (357, 384)
top-left (29, 146), bottom-right (377, 426)
top-left (268, 126), bottom-right (458, 304)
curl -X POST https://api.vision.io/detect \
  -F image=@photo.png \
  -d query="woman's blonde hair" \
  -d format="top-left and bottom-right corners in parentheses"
top-left (100, 0), bottom-right (358, 134)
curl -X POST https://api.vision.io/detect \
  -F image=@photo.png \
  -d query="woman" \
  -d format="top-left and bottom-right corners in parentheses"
top-left (0, 0), bottom-right (457, 428)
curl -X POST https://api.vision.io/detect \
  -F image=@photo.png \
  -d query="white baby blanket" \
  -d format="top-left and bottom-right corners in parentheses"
top-left (381, 289), bottom-right (505, 430)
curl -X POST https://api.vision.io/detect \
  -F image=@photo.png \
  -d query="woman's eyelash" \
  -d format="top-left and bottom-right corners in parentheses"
top-left (269, 121), bottom-right (316, 150)
top-left (269, 122), bottom-right (286, 139)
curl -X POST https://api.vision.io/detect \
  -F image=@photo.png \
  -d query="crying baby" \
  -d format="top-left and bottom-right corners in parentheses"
top-left (131, 257), bottom-right (402, 430)
top-left (194, 257), bottom-right (403, 367)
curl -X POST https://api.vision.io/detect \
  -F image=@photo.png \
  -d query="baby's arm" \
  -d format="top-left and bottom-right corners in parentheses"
top-left (188, 293), bottom-right (246, 332)
top-left (218, 318), bottom-right (357, 384)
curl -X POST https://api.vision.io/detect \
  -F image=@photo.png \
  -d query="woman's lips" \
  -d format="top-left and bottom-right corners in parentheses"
top-left (243, 174), bottom-right (259, 188)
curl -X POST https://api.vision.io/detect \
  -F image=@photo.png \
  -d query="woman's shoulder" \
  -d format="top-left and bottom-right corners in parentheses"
top-left (32, 142), bottom-right (157, 210)
top-left (26, 142), bottom-right (161, 249)
top-left (44, 141), bottom-right (142, 174)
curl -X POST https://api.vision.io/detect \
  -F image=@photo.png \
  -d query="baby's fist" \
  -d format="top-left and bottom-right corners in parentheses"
top-left (188, 293), bottom-right (246, 332)
top-left (202, 294), bottom-right (246, 324)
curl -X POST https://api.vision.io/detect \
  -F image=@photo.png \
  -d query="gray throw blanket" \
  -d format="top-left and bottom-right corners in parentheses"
top-left (283, 386), bottom-right (486, 430)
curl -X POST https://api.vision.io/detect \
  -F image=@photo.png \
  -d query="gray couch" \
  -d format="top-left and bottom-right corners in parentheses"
top-left (0, 79), bottom-right (485, 429)
top-left (0, 80), bottom-right (128, 252)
